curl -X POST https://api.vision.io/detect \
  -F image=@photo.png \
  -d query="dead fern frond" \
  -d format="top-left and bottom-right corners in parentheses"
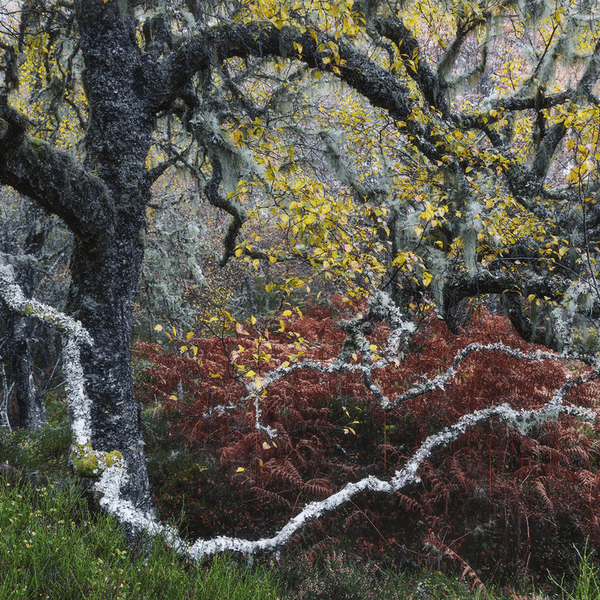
top-left (303, 478), bottom-right (334, 498)
top-left (533, 480), bottom-right (554, 512)
top-left (250, 487), bottom-right (292, 508)
top-left (425, 532), bottom-right (488, 597)
top-left (395, 492), bottom-right (422, 513)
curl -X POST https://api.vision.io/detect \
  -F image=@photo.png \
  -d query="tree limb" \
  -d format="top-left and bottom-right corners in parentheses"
top-left (94, 395), bottom-right (598, 560)
top-left (0, 96), bottom-right (113, 238)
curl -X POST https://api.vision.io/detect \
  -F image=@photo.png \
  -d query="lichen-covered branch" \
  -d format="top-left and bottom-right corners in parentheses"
top-left (209, 292), bottom-right (569, 427)
top-left (0, 263), bottom-right (90, 345)
top-left (0, 263), bottom-right (130, 476)
top-left (0, 355), bottom-right (14, 432)
top-left (0, 262), bottom-right (92, 443)
top-left (0, 96), bottom-right (113, 239)
top-left (94, 391), bottom-right (598, 561)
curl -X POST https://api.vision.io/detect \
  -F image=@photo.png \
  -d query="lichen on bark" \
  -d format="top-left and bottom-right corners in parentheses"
top-left (70, 441), bottom-right (123, 478)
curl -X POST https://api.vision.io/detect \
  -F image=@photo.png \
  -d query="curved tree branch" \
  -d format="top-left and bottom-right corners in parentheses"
top-left (94, 389), bottom-right (599, 560)
top-left (0, 96), bottom-right (113, 238)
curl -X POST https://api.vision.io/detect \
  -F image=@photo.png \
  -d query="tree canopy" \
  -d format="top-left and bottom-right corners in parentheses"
top-left (3, 0), bottom-right (600, 330)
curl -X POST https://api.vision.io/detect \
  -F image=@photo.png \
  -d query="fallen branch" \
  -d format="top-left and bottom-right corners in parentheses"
top-left (3, 272), bottom-right (599, 563)
top-left (0, 263), bottom-right (92, 443)
top-left (94, 396), bottom-right (598, 560)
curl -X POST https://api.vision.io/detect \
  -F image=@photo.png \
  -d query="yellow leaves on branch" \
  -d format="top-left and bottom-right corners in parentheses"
top-left (234, 0), bottom-right (361, 40)
top-left (14, 31), bottom-right (86, 151)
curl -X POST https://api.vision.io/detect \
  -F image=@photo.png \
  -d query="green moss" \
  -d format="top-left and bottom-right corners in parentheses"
top-left (28, 136), bottom-right (50, 160)
top-left (70, 441), bottom-right (123, 478)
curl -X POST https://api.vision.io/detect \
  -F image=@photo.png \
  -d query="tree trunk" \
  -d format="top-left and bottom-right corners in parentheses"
top-left (66, 0), bottom-right (157, 508)
top-left (9, 315), bottom-right (46, 430)
top-left (67, 229), bottom-right (151, 507)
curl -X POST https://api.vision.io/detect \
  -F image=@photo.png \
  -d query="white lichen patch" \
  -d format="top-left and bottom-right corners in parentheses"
top-left (0, 263), bottom-right (93, 444)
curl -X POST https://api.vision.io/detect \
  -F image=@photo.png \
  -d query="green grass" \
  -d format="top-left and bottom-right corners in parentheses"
top-left (551, 543), bottom-right (600, 600)
top-left (2, 394), bottom-right (600, 600)
top-left (0, 473), bottom-right (281, 600)
top-left (0, 394), bottom-right (71, 477)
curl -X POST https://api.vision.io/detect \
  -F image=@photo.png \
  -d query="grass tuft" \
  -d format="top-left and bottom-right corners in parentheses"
top-left (550, 543), bottom-right (600, 600)
top-left (0, 471), bottom-right (281, 599)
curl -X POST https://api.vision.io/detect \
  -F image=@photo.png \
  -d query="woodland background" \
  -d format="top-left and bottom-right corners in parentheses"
top-left (1, 0), bottom-right (600, 597)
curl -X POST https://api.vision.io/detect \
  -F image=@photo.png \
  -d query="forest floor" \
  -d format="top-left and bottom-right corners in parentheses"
top-left (0, 394), bottom-right (598, 599)
top-left (2, 307), bottom-right (600, 598)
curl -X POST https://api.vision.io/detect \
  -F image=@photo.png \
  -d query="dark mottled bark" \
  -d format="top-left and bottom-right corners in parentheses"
top-left (501, 292), bottom-right (563, 352)
top-left (0, 0), bottom-right (155, 505)
top-left (443, 269), bottom-right (569, 350)
top-left (67, 0), bottom-right (155, 506)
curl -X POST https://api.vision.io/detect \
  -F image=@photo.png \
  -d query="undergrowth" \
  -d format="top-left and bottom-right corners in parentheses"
top-left (1, 382), bottom-right (600, 599)
top-left (134, 302), bottom-right (600, 586)
top-left (3, 301), bottom-right (600, 596)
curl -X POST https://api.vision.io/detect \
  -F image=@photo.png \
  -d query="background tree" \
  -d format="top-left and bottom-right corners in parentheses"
top-left (0, 189), bottom-right (71, 430)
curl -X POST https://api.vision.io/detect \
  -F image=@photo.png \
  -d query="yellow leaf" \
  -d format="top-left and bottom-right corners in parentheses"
top-left (185, 332), bottom-right (194, 340)
top-left (154, 324), bottom-right (163, 332)
top-left (246, 370), bottom-right (256, 378)
top-left (527, 294), bottom-right (536, 302)
top-left (236, 322), bottom-right (249, 335)
top-left (236, 467), bottom-right (245, 472)
top-left (422, 271), bottom-right (433, 287)
top-left (283, 309), bottom-right (292, 317)
top-left (262, 442), bottom-right (271, 450)
top-left (179, 346), bottom-right (188, 354)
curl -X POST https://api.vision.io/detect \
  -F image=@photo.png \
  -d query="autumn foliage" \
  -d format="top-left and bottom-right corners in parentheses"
top-left (134, 299), bottom-right (600, 581)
